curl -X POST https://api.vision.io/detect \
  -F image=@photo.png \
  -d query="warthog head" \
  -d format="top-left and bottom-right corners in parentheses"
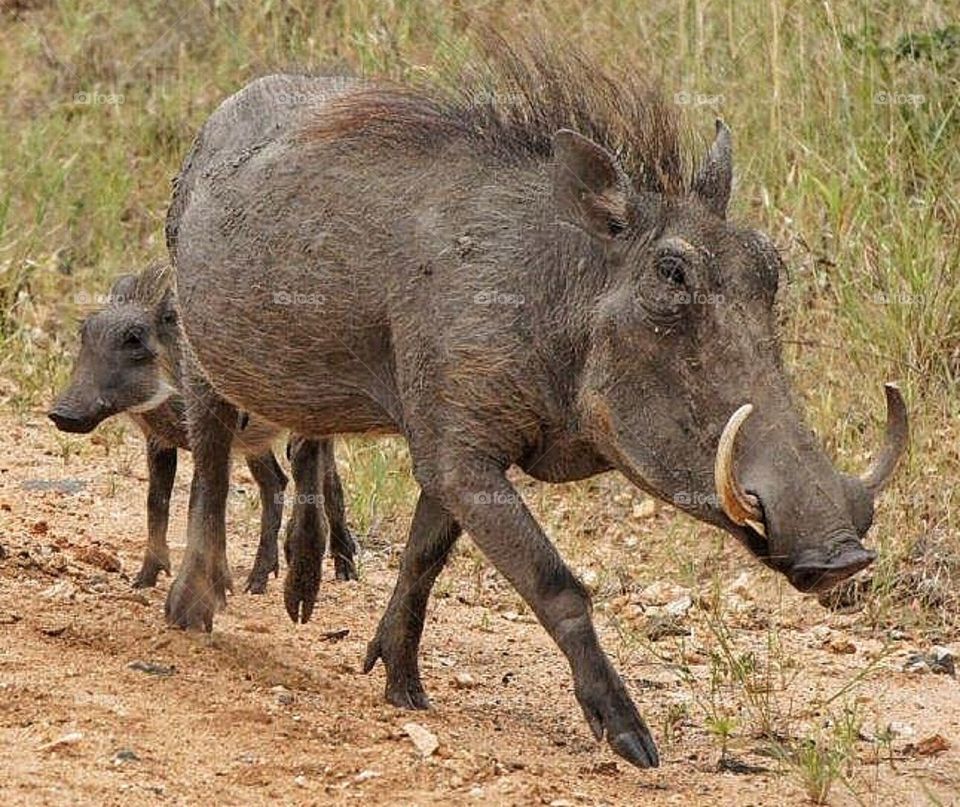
top-left (563, 123), bottom-right (908, 593)
top-left (49, 268), bottom-right (179, 434)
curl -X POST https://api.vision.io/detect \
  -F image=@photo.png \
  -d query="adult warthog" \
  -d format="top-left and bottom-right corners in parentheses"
top-left (164, 43), bottom-right (907, 768)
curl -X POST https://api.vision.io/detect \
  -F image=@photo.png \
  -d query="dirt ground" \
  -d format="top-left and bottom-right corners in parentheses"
top-left (1, 413), bottom-right (958, 806)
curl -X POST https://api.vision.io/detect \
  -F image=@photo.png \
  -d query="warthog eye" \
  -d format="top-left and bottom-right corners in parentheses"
top-left (119, 326), bottom-right (151, 357)
top-left (656, 253), bottom-right (687, 286)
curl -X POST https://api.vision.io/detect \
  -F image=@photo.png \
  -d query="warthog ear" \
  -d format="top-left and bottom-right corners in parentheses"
top-left (552, 129), bottom-right (631, 239)
top-left (107, 274), bottom-right (139, 305)
top-left (692, 119), bottom-right (733, 218)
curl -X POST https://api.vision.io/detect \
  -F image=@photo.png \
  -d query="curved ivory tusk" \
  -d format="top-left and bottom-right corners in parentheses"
top-left (860, 383), bottom-right (909, 496)
top-left (715, 404), bottom-right (766, 537)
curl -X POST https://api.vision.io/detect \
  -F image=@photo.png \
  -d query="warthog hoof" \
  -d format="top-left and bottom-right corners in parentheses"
top-left (131, 554), bottom-right (170, 589)
top-left (283, 549), bottom-right (321, 625)
top-left (244, 542), bottom-right (279, 595)
top-left (331, 528), bottom-right (359, 581)
top-left (575, 675), bottom-right (660, 769)
top-left (362, 634), bottom-right (431, 710)
top-left (165, 562), bottom-right (230, 632)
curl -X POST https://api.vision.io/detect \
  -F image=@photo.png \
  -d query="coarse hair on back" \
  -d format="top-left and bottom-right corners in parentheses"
top-left (303, 33), bottom-right (690, 196)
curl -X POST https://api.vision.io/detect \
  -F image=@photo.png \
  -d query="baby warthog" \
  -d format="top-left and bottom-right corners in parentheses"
top-left (164, 41), bottom-right (907, 768)
top-left (49, 264), bottom-right (356, 616)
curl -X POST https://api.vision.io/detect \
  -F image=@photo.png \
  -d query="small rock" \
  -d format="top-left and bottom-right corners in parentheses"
top-left (355, 769), bottom-right (381, 782)
top-left (639, 581), bottom-right (688, 607)
top-left (112, 749), bottom-right (139, 765)
top-left (41, 580), bottom-right (77, 602)
top-left (634, 499), bottom-right (657, 519)
top-left (665, 595), bottom-right (693, 617)
top-left (550, 800), bottom-right (575, 807)
top-left (403, 721), bottom-right (439, 758)
top-left (468, 787), bottom-right (485, 798)
top-left (501, 610), bottom-right (520, 622)
top-left (645, 614), bottom-right (690, 641)
top-left (578, 569), bottom-right (599, 591)
top-left (903, 654), bottom-right (929, 674)
top-left (889, 629), bottom-right (908, 641)
top-left (886, 721), bottom-right (915, 739)
top-left (39, 731), bottom-right (83, 752)
top-left (272, 685), bottom-right (294, 706)
top-left (293, 775), bottom-right (308, 788)
top-left (827, 637), bottom-right (856, 655)
top-left (452, 672), bottom-right (478, 690)
top-left (930, 646), bottom-right (955, 676)
top-left (127, 660), bottom-right (175, 677)
top-left (903, 647), bottom-right (955, 676)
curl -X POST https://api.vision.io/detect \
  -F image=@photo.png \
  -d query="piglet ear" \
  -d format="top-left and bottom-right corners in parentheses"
top-left (107, 274), bottom-right (139, 305)
top-left (552, 129), bottom-right (631, 239)
top-left (692, 119), bottom-right (733, 219)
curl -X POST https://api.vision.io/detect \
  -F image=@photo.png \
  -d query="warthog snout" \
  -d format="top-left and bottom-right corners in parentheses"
top-left (786, 535), bottom-right (877, 593)
top-left (48, 395), bottom-right (113, 434)
top-left (715, 383), bottom-right (908, 592)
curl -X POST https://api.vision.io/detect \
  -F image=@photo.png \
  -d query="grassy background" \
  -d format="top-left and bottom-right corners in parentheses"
top-left (2, 0), bottom-right (958, 629)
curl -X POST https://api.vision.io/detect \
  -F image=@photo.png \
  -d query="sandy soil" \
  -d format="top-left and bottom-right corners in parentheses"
top-left (1, 413), bottom-right (958, 806)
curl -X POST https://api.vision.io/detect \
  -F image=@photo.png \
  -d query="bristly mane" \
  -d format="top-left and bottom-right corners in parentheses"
top-left (304, 35), bottom-right (689, 195)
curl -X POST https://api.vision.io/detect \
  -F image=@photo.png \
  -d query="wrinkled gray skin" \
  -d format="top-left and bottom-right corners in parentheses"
top-left (166, 72), bottom-right (903, 768)
top-left (48, 265), bottom-right (357, 606)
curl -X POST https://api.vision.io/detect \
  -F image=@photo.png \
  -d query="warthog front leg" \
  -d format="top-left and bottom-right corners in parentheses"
top-left (319, 438), bottom-right (358, 581)
top-left (283, 437), bottom-right (329, 624)
top-left (431, 459), bottom-right (660, 769)
top-left (132, 440), bottom-right (177, 588)
top-left (244, 450), bottom-right (288, 594)
top-left (364, 492), bottom-right (461, 708)
top-left (164, 372), bottom-right (235, 631)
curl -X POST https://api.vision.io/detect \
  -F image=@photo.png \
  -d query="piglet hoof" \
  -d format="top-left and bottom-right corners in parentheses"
top-left (332, 529), bottom-right (359, 581)
top-left (244, 544), bottom-right (279, 595)
top-left (164, 566), bottom-right (224, 632)
top-left (575, 677), bottom-right (660, 769)
top-left (132, 555), bottom-right (170, 589)
top-left (363, 635), bottom-right (431, 710)
top-left (333, 551), bottom-right (358, 582)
